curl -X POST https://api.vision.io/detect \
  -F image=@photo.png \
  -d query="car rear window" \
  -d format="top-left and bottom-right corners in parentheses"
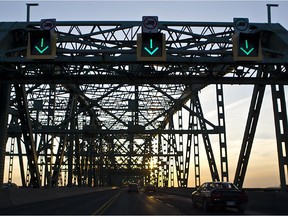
top-left (222, 183), bottom-right (238, 189)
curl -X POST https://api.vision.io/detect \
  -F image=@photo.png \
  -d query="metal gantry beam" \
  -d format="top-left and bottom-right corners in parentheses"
top-left (0, 20), bottom-right (288, 189)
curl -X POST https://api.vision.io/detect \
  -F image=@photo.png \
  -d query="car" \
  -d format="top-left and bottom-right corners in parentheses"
top-left (191, 182), bottom-right (248, 213)
top-left (127, 183), bottom-right (139, 193)
top-left (2, 182), bottom-right (18, 189)
top-left (145, 184), bottom-right (156, 193)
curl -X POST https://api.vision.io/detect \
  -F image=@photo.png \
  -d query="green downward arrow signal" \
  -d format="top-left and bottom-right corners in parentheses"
top-left (144, 39), bottom-right (159, 56)
top-left (240, 40), bottom-right (254, 56)
top-left (35, 38), bottom-right (49, 54)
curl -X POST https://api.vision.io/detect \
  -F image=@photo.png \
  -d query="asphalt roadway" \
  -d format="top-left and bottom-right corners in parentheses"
top-left (0, 187), bottom-right (288, 215)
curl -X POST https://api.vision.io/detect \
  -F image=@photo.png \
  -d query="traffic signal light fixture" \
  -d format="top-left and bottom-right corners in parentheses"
top-left (27, 30), bottom-right (57, 59)
top-left (137, 33), bottom-right (166, 61)
top-left (233, 32), bottom-right (262, 61)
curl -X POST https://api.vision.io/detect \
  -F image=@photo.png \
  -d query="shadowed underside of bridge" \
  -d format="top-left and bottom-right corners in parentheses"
top-left (0, 20), bottom-right (288, 191)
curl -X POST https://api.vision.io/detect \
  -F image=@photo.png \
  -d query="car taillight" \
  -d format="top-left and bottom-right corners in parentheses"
top-left (239, 191), bottom-right (248, 200)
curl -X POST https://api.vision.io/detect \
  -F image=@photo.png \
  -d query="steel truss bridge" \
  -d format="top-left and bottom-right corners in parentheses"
top-left (0, 20), bottom-right (288, 191)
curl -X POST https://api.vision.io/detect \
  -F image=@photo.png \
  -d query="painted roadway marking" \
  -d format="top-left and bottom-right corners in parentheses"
top-left (91, 189), bottom-right (123, 215)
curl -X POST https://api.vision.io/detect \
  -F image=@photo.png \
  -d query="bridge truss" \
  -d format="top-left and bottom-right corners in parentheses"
top-left (0, 20), bottom-right (288, 191)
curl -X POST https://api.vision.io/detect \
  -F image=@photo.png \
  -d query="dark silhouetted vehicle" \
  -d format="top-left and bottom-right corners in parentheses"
top-left (127, 183), bottom-right (139, 193)
top-left (2, 182), bottom-right (18, 189)
top-left (191, 182), bottom-right (248, 213)
top-left (145, 184), bottom-right (156, 192)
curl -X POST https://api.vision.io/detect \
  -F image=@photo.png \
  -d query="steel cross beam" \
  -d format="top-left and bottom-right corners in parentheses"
top-left (1, 21), bottom-right (288, 77)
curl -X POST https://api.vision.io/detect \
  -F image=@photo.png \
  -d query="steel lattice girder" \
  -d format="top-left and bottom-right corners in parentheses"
top-left (1, 21), bottom-right (288, 86)
top-left (1, 20), bottom-right (288, 187)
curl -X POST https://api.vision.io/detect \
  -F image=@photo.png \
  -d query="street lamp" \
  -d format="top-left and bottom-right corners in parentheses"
top-left (266, 4), bottom-right (279, 24)
top-left (26, 3), bottom-right (39, 23)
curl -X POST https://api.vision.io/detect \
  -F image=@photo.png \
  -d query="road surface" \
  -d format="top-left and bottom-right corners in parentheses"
top-left (1, 187), bottom-right (287, 215)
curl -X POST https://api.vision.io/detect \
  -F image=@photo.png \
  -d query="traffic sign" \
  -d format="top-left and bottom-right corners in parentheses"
top-left (26, 30), bottom-right (57, 59)
top-left (137, 33), bottom-right (166, 61)
top-left (40, 19), bottom-right (56, 31)
top-left (34, 37), bottom-right (50, 54)
top-left (142, 33), bottom-right (161, 57)
top-left (240, 39), bottom-right (254, 56)
top-left (142, 16), bottom-right (158, 33)
top-left (233, 32), bottom-right (262, 61)
top-left (233, 18), bottom-right (249, 33)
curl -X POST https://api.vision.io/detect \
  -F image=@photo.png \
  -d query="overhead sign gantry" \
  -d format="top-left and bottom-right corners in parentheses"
top-left (0, 16), bottom-right (288, 191)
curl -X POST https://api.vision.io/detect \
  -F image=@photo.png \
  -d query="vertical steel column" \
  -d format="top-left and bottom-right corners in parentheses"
top-left (162, 134), bottom-right (169, 187)
top-left (92, 141), bottom-right (97, 186)
top-left (191, 98), bottom-right (201, 187)
top-left (128, 133), bottom-right (133, 171)
top-left (75, 135), bottom-right (82, 186)
top-left (67, 134), bottom-right (73, 187)
top-left (34, 100), bottom-right (42, 185)
top-left (52, 92), bottom-right (74, 187)
top-left (0, 84), bottom-right (10, 186)
top-left (168, 115), bottom-right (181, 187)
top-left (25, 161), bottom-right (30, 186)
top-left (64, 166), bottom-right (67, 186)
top-left (38, 131), bottom-right (45, 186)
top-left (8, 138), bottom-right (15, 183)
top-left (147, 137), bottom-right (155, 184)
top-left (69, 94), bottom-right (82, 187)
top-left (66, 93), bottom-right (81, 187)
top-left (43, 136), bottom-right (52, 187)
top-left (193, 127), bottom-right (201, 187)
top-left (51, 135), bottom-right (68, 187)
top-left (14, 84), bottom-right (41, 188)
top-left (234, 70), bottom-right (267, 189)
top-left (82, 143), bottom-right (88, 186)
top-left (99, 137), bottom-right (104, 186)
top-left (87, 139), bottom-right (95, 187)
top-left (44, 84), bottom-right (56, 187)
top-left (168, 127), bottom-right (175, 187)
top-left (87, 139), bottom-right (93, 187)
top-left (194, 94), bottom-right (220, 182)
top-left (271, 84), bottom-right (288, 192)
top-left (183, 98), bottom-right (194, 187)
top-left (16, 136), bottom-right (26, 187)
top-left (177, 109), bottom-right (185, 187)
top-left (216, 84), bottom-right (229, 182)
top-left (157, 134), bottom-right (163, 187)
top-left (67, 94), bottom-right (78, 187)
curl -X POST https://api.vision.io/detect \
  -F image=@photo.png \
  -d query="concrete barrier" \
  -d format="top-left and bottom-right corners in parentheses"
top-left (245, 190), bottom-right (288, 214)
top-left (0, 187), bottom-right (115, 210)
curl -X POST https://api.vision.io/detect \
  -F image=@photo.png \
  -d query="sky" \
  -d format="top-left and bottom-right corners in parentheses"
top-left (0, 0), bottom-right (287, 25)
top-left (1, 0), bottom-right (288, 188)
